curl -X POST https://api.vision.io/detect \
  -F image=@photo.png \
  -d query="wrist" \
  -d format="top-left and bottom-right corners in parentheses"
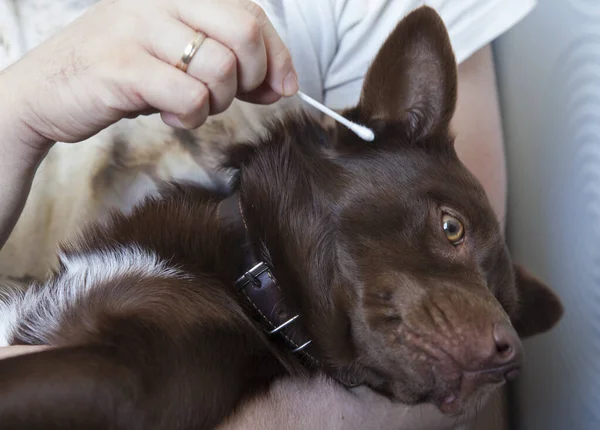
top-left (0, 65), bottom-right (55, 165)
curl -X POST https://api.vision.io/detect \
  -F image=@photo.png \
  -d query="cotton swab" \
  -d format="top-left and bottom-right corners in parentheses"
top-left (296, 91), bottom-right (375, 142)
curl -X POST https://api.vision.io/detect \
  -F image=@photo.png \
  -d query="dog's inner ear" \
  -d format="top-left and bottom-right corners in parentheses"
top-left (510, 264), bottom-right (564, 338)
top-left (356, 6), bottom-right (457, 139)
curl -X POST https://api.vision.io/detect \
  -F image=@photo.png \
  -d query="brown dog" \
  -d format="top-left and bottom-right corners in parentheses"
top-left (0, 7), bottom-right (562, 429)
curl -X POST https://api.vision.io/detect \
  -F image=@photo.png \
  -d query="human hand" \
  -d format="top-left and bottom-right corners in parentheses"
top-left (1, 0), bottom-right (297, 152)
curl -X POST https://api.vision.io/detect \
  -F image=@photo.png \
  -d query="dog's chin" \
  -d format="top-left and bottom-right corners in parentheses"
top-left (427, 389), bottom-right (491, 418)
top-left (389, 376), bottom-right (496, 420)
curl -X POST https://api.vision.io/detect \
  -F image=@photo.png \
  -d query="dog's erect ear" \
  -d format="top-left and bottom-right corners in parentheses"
top-left (357, 6), bottom-right (457, 139)
top-left (511, 265), bottom-right (564, 338)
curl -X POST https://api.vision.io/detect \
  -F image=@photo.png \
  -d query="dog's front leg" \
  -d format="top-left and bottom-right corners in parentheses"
top-left (0, 333), bottom-right (265, 430)
top-left (0, 345), bottom-right (148, 430)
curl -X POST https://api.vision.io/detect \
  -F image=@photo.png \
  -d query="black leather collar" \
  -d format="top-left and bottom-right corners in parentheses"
top-left (218, 193), bottom-right (320, 368)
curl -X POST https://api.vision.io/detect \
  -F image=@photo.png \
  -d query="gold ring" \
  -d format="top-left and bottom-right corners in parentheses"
top-left (176, 32), bottom-right (207, 73)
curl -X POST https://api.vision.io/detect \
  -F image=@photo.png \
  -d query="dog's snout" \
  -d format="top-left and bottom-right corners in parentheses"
top-left (425, 321), bottom-right (523, 415)
top-left (401, 292), bottom-right (526, 414)
top-left (444, 320), bottom-right (522, 378)
top-left (481, 322), bottom-right (522, 380)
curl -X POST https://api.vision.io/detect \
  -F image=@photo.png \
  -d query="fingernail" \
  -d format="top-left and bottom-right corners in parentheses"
top-left (161, 112), bottom-right (186, 129)
top-left (283, 69), bottom-right (298, 96)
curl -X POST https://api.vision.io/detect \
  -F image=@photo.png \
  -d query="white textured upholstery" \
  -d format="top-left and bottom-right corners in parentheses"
top-left (494, 2), bottom-right (600, 429)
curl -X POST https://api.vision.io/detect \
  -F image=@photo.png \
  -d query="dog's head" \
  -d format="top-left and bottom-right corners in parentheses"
top-left (231, 6), bottom-right (563, 417)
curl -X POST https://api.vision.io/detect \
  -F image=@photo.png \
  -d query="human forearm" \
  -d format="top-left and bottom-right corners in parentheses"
top-left (0, 138), bottom-right (45, 250)
top-left (0, 68), bottom-right (51, 249)
top-left (217, 376), bottom-right (458, 430)
top-left (217, 376), bottom-right (364, 430)
top-left (452, 44), bottom-right (507, 226)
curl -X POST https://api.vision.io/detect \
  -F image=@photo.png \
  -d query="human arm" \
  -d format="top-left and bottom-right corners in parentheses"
top-left (216, 375), bottom-right (456, 430)
top-left (0, 0), bottom-right (297, 251)
top-left (0, 72), bottom-right (48, 248)
top-left (452, 44), bottom-right (507, 224)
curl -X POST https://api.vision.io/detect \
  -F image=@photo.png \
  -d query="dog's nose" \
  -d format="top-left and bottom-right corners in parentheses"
top-left (435, 324), bottom-right (523, 415)
top-left (493, 323), bottom-right (519, 361)
top-left (482, 322), bottom-right (522, 381)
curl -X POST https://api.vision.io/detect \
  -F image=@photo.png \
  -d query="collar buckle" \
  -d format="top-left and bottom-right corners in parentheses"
top-left (235, 262), bottom-right (269, 290)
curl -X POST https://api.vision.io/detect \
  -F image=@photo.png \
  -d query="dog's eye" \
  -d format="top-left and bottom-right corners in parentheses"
top-left (442, 214), bottom-right (464, 245)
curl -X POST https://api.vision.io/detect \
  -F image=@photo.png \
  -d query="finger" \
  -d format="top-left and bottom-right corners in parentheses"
top-left (173, 0), bottom-right (267, 94)
top-left (186, 38), bottom-right (238, 115)
top-left (124, 56), bottom-right (210, 128)
top-left (235, 0), bottom-right (298, 96)
top-left (144, 18), bottom-right (238, 115)
top-left (237, 81), bottom-right (282, 105)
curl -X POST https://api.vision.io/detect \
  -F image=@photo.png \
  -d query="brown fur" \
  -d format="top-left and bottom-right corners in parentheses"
top-left (0, 7), bottom-right (563, 429)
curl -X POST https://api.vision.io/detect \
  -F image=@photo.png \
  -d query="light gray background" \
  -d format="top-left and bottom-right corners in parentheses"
top-left (494, 1), bottom-right (599, 429)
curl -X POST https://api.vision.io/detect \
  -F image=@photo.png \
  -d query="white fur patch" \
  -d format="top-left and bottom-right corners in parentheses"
top-left (0, 281), bottom-right (23, 347)
top-left (0, 245), bottom-right (183, 346)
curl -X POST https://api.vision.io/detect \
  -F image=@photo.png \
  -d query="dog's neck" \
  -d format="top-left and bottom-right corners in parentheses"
top-left (218, 193), bottom-right (321, 368)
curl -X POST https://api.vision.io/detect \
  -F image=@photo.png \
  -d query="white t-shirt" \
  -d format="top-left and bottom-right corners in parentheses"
top-left (254, 0), bottom-right (536, 109)
top-left (0, 0), bottom-right (535, 111)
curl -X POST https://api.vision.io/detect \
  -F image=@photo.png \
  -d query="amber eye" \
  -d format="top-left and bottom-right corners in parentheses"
top-left (442, 214), bottom-right (465, 245)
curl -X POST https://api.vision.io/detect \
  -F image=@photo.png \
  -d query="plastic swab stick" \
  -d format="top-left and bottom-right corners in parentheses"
top-left (296, 91), bottom-right (375, 142)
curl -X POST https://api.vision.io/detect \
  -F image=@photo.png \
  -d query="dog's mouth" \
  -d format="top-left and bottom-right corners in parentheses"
top-left (387, 325), bottom-right (522, 416)
top-left (392, 366), bottom-right (514, 419)
top-left (423, 365), bottom-right (518, 417)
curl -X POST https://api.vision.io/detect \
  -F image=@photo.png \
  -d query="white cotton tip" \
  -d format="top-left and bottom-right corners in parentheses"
top-left (296, 91), bottom-right (375, 142)
top-left (349, 123), bottom-right (375, 142)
